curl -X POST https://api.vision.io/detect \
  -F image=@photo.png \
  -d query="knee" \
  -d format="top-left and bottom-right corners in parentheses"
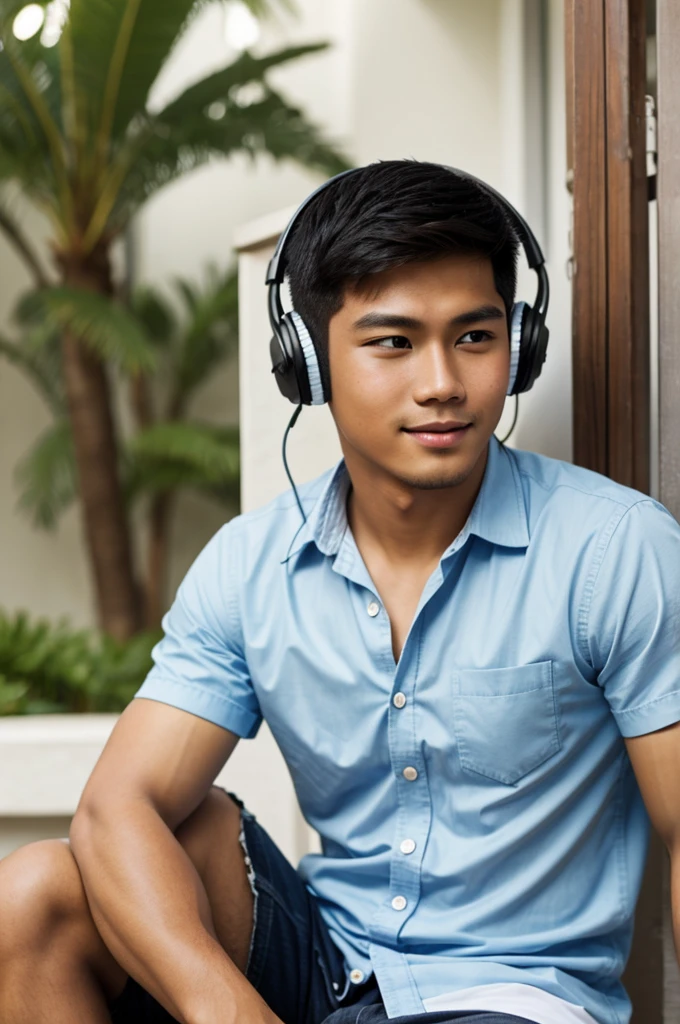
top-left (0, 840), bottom-right (89, 956)
top-left (175, 788), bottom-right (243, 873)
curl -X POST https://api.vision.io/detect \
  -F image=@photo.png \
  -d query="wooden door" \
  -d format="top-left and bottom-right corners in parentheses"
top-left (657, 0), bottom-right (680, 1014)
top-left (565, 1), bottom-right (664, 1020)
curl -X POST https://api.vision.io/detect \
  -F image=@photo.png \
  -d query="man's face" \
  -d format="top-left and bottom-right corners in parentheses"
top-left (327, 254), bottom-right (511, 492)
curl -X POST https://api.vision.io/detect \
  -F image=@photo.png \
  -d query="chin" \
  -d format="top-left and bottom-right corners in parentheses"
top-left (388, 463), bottom-right (478, 491)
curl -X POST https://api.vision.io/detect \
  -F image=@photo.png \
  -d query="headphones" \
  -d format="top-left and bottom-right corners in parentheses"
top-left (266, 165), bottom-right (550, 406)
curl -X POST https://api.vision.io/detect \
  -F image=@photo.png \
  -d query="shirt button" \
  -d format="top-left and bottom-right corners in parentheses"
top-left (400, 838), bottom-right (416, 855)
top-left (402, 766), bottom-right (418, 781)
top-left (349, 969), bottom-right (365, 984)
top-left (391, 895), bottom-right (407, 911)
top-left (393, 692), bottom-right (406, 709)
top-left (367, 601), bottom-right (380, 617)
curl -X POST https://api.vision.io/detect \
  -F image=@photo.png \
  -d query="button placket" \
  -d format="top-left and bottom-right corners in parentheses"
top-left (369, 615), bottom-right (431, 948)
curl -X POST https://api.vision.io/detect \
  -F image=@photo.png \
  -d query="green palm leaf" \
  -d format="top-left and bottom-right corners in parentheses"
top-left (115, 85), bottom-right (347, 223)
top-left (66, 0), bottom-right (196, 145)
top-left (0, 679), bottom-right (29, 714)
top-left (67, 0), bottom-right (285, 147)
top-left (0, 21), bottom-right (71, 223)
top-left (171, 266), bottom-right (238, 407)
top-left (0, 330), bottom-right (64, 414)
top-left (14, 417), bottom-right (78, 529)
top-left (0, 36), bottom-right (59, 196)
top-left (157, 43), bottom-right (329, 124)
top-left (129, 284), bottom-right (178, 346)
top-left (126, 421), bottom-right (240, 500)
top-left (17, 286), bottom-right (157, 373)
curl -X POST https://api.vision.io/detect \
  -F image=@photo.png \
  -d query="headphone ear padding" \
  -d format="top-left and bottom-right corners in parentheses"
top-left (507, 302), bottom-right (526, 396)
top-left (289, 312), bottom-right (326, 405)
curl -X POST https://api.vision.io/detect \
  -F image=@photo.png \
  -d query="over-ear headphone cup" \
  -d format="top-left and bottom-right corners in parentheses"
top-left (514, 307), bottom-right (550, 394)
top-left (270, 332), bottom-right (302, 405)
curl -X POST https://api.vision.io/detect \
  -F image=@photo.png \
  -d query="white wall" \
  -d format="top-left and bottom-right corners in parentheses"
top-left (510, 0), bottom-right (572, 463)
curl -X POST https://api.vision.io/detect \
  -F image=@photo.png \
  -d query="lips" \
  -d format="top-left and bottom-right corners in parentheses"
top-left (402, 422), bottom-right (472, 450)
top-left (403, 421), bottom-right (470, 433)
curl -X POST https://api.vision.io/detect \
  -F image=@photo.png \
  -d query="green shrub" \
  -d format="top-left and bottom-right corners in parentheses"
top-left (0, 608), bottom-right (161, 715)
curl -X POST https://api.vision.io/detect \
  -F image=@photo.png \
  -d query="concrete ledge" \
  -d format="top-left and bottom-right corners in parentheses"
top-left (0, 714), bottom-right (119, 816)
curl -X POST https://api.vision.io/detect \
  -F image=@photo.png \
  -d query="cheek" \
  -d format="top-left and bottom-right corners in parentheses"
top-left (331, 352), bottom-right (404, 419)
top-left (467, 351), bottom-right (511, 402)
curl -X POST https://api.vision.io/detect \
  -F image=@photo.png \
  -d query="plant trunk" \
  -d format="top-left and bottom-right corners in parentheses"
top-left (126, 371), bottom-right (170, 630)
top-left (144, 492), bottom-right (174, 630)
top-left (60, 251), bottom-right (142, 641)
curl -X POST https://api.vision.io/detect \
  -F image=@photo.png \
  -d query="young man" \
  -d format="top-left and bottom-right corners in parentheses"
top-left (1, 160), bottom-right (679, 1024)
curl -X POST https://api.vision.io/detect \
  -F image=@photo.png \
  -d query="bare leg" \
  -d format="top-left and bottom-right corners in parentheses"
top-left (0, 839), bottom-right (127, 1024)
top-left (0, 789), bottom-right (255, 1023)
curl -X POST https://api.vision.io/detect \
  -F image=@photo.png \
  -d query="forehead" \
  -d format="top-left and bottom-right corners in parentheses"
top-left (338, 254), bottom-right (500, 319)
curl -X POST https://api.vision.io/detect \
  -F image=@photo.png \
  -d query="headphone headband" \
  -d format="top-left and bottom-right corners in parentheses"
top-left (266, 165), bottom-right (546, 286)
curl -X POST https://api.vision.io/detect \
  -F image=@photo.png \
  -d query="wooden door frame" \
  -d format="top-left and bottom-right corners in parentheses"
top-left (565, 1), bottom-right (659, 1020)
top-left (657, 0), bottom-right (680, 1013)
top-left (566, 0), bottom-right (650, 491)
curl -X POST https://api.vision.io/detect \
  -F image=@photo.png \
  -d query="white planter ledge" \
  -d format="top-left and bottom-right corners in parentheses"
top-left (0, 713), bottom-right (316, 863)
top-left (0, 714), bottom-right (119, 817)
top-left (0, 714), bottom-right (119, 859)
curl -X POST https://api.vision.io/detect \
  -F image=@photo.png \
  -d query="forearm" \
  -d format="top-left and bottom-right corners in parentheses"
top-left (671, 846), bottom-right (680, 971)
top-left (70, 799), bottom-right (275, 1024)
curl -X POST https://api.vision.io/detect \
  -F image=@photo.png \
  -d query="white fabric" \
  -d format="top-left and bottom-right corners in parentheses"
top-left (507, 301), bottom-right (525, 395)
top-left (422, 982), bottom-right (599, 1024)
top-left (291, 311), bottom-right (325, 405)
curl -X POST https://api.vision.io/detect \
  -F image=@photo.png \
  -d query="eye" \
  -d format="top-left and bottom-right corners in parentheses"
top-left (367, 336), bottom-right (412, 350)
top-left (458, 330), bottom-right (493, 345)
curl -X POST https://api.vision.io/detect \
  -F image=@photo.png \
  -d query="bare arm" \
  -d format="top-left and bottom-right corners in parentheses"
top-left (69, 698), bottom-right (279, 1024)
top-left (625, 721), bottom-right (680, 968)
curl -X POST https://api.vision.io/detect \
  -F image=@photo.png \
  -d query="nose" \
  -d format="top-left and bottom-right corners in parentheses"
top-left (411, 341), bottom-right (466, 405)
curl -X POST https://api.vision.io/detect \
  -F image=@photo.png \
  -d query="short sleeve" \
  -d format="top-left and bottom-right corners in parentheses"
top-left (585, 499), bottom-right (680, 737)
top-left (134, 521), bottom-right (262, 738)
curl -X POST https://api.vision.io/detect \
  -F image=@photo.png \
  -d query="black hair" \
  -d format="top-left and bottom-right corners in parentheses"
top-left (285, 159), bottom-right (520, 400)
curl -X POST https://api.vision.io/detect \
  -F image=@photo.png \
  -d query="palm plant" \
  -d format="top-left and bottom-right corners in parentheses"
top-left (0, 0), bottom-right (347, 640)
top-left (4, 264), bottom-right (242, 628)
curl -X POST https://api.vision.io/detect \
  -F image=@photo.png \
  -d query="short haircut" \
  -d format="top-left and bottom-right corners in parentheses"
top-left (285, 159), bottom-right (520, 400)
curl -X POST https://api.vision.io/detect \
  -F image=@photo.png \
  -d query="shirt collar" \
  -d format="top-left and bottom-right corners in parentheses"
top-left (283, 436), bottom-right (529, 566)
top-left (453, 435), bottom-right (530, 553)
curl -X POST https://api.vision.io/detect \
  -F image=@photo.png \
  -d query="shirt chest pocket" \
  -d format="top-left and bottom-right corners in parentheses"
top-left (452, 661), bottom-right (561, 786)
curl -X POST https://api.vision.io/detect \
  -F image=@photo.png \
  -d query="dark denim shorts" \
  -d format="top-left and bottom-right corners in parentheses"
top-left (109, 792), bottom-right (538, 1024)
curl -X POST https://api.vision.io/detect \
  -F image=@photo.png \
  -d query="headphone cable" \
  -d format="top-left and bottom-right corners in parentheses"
top-left (283, 404), bottom-right (307, 524)
top-left (498, 394), bottom-right (520, 445)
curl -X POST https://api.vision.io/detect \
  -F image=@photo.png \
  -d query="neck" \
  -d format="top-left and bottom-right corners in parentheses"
top-left (344, 444), bottom-right (489, 567)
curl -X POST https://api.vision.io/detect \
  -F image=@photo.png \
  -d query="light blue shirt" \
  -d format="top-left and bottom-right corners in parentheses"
top-left (136, 437), bottom-right (680, 1024)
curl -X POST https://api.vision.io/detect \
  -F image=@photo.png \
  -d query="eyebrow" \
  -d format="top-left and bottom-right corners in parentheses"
top-left (351, 304), bottom-right (506, 331)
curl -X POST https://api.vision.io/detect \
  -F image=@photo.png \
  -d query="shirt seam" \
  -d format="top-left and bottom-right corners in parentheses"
top-left (225, 518), bottom-right (247, 652)
top-left (577, 499), bottom-right (657, 665)
top-left (515, 464), bottom-right (637, 509)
